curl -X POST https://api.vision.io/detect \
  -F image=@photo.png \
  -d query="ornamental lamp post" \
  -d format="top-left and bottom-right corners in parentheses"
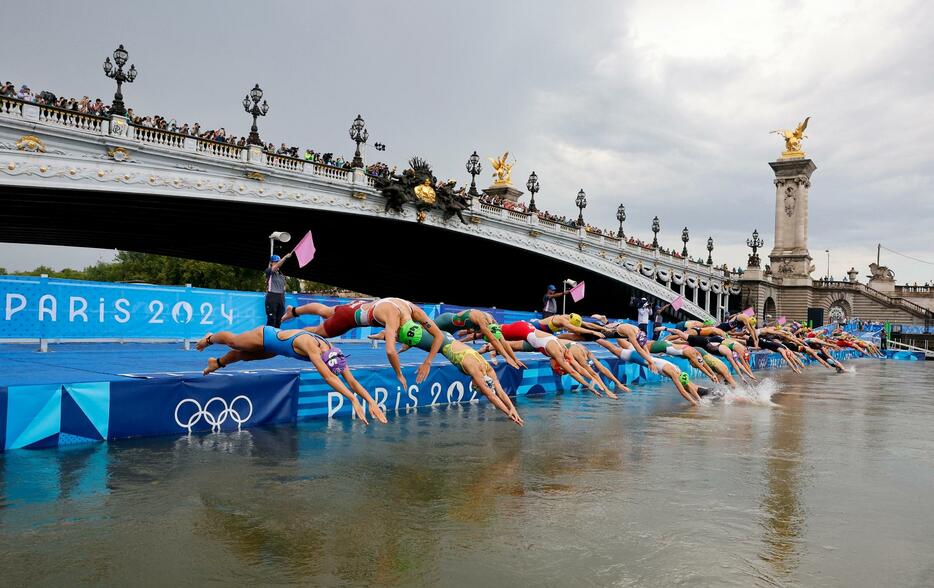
top-left (651, 216), bottom-right (660, 248)
top-left (526, 171), bottom-right (540, 213)
top-left (242, 84), bottom-right (269, 147)
top-left (681, 227), bottom-right (690, 257)
top-left (349, 114), bottom-right (369, 168)
top-left (746, 228), bottom-right (764, 267)
top-left (466, 150), bottom-right (482, 197)
top-left (616, 203), bottom-right (626, 238)
top-left (102, 44), bottom-right (138, 117)
top-left (706, 236), bottom-right (714, 265)
top-left (575, 189), bottom-right (587, 227)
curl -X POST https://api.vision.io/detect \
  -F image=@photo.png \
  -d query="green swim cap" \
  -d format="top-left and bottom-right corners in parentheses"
top-left (485, 323), bottom-right (504, 342)
top-left (398, 320), bottom-right (423, 346)
top-left (679, 372), bottom-right (691, 386)
top-left (703, 319), bottom-right (715, 327)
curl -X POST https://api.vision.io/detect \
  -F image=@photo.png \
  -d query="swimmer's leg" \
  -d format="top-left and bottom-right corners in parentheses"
top-left (200, 327), bottom-right (264, 352)
top-left (204, 349), bottom-right (274, 375)
top-left (282, 302), bottom-right (334, 324)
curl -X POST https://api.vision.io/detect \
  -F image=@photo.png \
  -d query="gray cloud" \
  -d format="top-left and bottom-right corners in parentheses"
top-left (1, 0), bottom-right (931, 282)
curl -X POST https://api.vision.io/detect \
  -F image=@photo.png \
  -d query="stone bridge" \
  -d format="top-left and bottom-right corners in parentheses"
top-left (0, 96), bottom-right (737, 318)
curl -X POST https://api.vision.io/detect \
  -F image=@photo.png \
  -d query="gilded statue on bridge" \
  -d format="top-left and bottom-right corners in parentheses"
top-left (489, 151), bottom-right (514, 185)
top-left (771, 117), bottom-right (809, 159)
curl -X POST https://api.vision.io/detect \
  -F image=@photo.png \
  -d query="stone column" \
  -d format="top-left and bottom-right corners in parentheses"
top-left (768, 157), bottom-right (816, 286)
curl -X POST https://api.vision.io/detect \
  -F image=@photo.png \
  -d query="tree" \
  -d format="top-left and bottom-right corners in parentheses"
top-left (7, 251), bottom-right (337, 293)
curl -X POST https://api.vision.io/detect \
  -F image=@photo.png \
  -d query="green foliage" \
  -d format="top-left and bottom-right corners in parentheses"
top-left (4, 251), bottom-right (337, 293)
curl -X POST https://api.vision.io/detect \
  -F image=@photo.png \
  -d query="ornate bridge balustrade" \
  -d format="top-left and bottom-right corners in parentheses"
top-left (0, 96), bottom-right (736, 319)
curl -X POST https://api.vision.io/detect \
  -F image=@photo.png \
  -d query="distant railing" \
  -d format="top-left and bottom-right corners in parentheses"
top-left (311, 163), bottom-right (351, 182)
top-left (37, 103), bottom-right (105, 133)
top-left (0, 96), bottom-right (24, 117)
top-left (132, 125), bottom-right (187, 150)
top-left (196, 139), bottom-right (243, 160)
top-left (264, 152), bottom-right (304, 173)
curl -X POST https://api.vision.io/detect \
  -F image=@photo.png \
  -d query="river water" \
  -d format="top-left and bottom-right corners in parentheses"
top-left (2, 360), bottom-right (933, 586)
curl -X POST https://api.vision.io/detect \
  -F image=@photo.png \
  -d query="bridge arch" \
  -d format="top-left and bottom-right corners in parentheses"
top-left (0, 102), bottom-right (730, 319)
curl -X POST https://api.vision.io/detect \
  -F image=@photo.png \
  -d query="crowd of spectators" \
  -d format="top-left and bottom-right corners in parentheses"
top-left (479, 192), bottom-right (530, 213)
top-left (2, 80), bottom-right (360, 168)
top-left (1, 81), bottom-right (111, 116)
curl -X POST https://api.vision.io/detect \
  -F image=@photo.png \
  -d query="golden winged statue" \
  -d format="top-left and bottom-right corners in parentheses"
top-left (489, 151), bottom-right (514, 185)
top-left (771, 117), bottom-right (809, 159)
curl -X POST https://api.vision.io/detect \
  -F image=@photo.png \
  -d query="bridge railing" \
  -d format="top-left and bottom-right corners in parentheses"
top-left (132, 124), bottom-right (188, 150)
top-left (37, 103), bottom-right (107, 134)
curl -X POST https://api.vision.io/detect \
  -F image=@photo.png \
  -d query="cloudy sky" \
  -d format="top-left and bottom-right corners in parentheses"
top-left (2, 0), bottom-right (932, 282)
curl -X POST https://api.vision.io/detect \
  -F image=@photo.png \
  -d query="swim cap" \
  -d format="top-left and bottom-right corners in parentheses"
top-left (398, 320), bottom-right (423, 346)
top-left (270, 254), bottom-right (281, 262)
top-left (703, 319), bottom-right (715, 327)
top-left (550, 358), bottom-right (567, 375)
top-left (678, 372), bottom-right (690, 386)
top-left (749, 317), bottom-right (757, 327)
top-left (568, 313), bottom-right (583, 327)
top-left (637, 331), bottom-right (647, 346)
top-left (322, 347), bottom-right (348, 374)
top-left (484, 323), bottom-right (504, 342)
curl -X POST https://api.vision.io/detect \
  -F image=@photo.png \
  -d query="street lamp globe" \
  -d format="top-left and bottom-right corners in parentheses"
top-left (250, 83), bottom-right (263, 103)
top-left (113, 44), bottom-right (128, 67)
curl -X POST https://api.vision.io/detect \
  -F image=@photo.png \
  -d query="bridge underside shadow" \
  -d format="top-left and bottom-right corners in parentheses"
top-left (2, 186), bottom-right (654, 316)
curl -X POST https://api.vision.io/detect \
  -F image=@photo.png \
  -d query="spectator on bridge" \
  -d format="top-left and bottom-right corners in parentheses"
top-left (265, 252), bottom-right (292, 328)
top-left (542, 284), bottom-right (568, 318)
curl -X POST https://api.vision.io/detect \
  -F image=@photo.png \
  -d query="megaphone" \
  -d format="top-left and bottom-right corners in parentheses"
top-left (269, 231), bottom-right (291, 243)
top-left (563, 279), bottom-right (578, 287)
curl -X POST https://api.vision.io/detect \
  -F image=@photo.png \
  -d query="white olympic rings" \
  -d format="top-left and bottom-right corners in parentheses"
top-left (174, 395), bottom-right (253, 433)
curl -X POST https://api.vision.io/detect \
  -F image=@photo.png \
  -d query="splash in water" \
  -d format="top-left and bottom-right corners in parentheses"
top-left (703, 377), bottom-right (781, 407)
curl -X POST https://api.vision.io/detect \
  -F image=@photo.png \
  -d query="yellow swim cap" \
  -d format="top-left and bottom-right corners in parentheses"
top-left (749, 317), bottom-right (757, 327)
top-left (568, 313), bottom-right (583, 327)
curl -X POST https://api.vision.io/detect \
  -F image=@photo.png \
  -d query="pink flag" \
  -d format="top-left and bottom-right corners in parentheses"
top-left (671, 295), bottom-right (684, 312)
top-left (569, 281), bottom-right (586, 302)
top-left (742, 307), bottom-right (755, 317)
top-left (777, 316), bottom-right (787, 325)
top-left (292, 231), bottom-right (316, 268)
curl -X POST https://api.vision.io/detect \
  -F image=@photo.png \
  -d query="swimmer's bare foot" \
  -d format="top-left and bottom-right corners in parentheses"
top-left (203, 357), bottom-right (221, 375)
top-left (195, 333), bottom-right (214, 351)
top-left (281, 305), bottom-right (296, 323)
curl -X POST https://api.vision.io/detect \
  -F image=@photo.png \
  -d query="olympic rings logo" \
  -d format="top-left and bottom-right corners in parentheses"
top-left (174, 395), bottom-right (253, 433)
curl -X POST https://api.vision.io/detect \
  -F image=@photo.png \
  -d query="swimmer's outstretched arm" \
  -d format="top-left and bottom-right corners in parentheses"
top-left (341, 368), bottom-right (388, 424)
top-left (381, 315), bottom-right (407, 391)
top-left (589, 352), bottom-right (629, 394)
top-left (478, 322), bottom-right (525, 369)
top-left (303, 346), bottom-right (369, 425)
top-left (413, 307), bottom-right (445, 383)
top-left (569, 352), bottom-right (612, 397)
top-left (465, 362), bottom-right (523, 426)
top-left (626, 332), bottom-right (658, 373)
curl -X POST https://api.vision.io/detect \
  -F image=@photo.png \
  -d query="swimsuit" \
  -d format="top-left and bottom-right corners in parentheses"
top-left (262, 326), bottom-right (328, 361)
top-left (321, 300), bottom-right (371, 337)
top-left (434, 310), bottom-right (477, 333)
top-left (528, 318), bottom-right (559, 334)
top-left (649, 340), bottom-right (670, 354)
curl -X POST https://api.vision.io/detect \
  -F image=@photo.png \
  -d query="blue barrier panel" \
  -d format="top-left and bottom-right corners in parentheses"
top-left (1, 275), bottom-right (267, 339)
